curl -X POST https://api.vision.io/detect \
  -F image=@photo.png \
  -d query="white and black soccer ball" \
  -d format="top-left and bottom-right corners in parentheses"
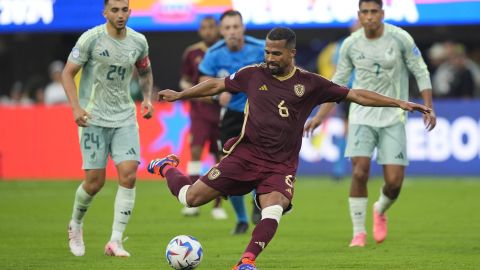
top-left (165, 235), bottom-right (203, 270)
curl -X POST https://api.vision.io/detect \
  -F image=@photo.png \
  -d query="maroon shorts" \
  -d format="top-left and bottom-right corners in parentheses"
top-left (190, 116), bottom-right (220, 153)
top-left (199, 154), bottom-right (296, 202)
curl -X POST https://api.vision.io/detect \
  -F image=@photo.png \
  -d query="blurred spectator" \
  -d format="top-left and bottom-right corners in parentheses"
top-left (24, 74), bottom-right (45, 104)
top-left (45, 60), bottom-right (68, 105)
top-left (0, 81), bottom-right (32, 105)
top-left (427, 42), bottom-right (447, 73)
top-left (432, 42), bottom-right (480, 98)
top-left (449, 45), bottom-right (475, 98)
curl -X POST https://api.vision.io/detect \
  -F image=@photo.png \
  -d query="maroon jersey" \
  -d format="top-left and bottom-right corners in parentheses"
top-left (180, 41), bottom-right (220, 122)
top-left (223, 64), bottom-right (349, 171)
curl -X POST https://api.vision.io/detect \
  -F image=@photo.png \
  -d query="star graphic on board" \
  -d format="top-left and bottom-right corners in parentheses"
top-left (149, 102), bottom-right (190, 153)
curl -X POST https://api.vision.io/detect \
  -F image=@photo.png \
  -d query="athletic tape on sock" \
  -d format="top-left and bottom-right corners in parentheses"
top-left (261, 205), bottom-right (283, 223)
top-left (178, 185), bottom-right (191, 207)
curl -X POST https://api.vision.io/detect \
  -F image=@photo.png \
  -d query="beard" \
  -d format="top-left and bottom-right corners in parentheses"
top-left (267, 63), bottom-right (283, 75)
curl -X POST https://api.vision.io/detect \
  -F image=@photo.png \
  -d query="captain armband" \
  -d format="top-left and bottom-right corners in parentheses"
top-left (135, 56), bottom-right (151, 73)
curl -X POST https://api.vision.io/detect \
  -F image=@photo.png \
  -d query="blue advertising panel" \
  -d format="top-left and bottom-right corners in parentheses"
top-left (1, 0), bottom-right (479, 33)
top-left (299, 99), bottom-right (480, 176)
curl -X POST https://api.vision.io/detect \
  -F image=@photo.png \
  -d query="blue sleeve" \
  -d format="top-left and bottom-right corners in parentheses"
top-left (198, 51), bottom-right (217, 77)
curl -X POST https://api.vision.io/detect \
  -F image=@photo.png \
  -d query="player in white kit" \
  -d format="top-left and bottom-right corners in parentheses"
top-left (305, 0), bottom-right (437, 247)
top-left (61, 0), bottom-right (154, 257)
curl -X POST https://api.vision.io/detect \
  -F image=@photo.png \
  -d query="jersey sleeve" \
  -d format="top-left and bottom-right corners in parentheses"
top-left (224, 66), bottom-right (255, 93)
top-left (135, 35), bottom-right (151, 70)
top-left (398, 29), bottom-right (432, 91)
top-left (332, 37), bottom-right (354, 87)
top-left (138, 34), bottom-right (149, 60)
top-left (68, 31), bottom-right (94, 66)
top-left (312, 74), bottom-right (350, 104)
top-left (198, 50), bottom-right (217, 77)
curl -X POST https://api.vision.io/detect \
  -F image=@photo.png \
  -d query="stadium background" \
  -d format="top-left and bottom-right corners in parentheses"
top-left (0, 0), bottom-right (479, 179)
top-left (1, 1), bottom-right (479, 270)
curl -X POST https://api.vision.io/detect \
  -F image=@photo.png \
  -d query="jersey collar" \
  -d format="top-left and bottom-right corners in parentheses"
top-left (273, 67), bottom-right (297, 81)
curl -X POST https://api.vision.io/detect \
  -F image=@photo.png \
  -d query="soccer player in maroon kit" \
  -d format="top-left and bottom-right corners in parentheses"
top-left (149, 27), bottom-right (431, 269)
top-left (178, 16), bottom-right (227, 219)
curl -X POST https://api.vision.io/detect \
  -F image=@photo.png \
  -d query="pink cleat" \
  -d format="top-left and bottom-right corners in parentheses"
top-left (349, 232), bottom-right (366, 247)
top-left (104, 240), bottom-right (130, 257)
top-left (373, 203), bottom-right (387, 243)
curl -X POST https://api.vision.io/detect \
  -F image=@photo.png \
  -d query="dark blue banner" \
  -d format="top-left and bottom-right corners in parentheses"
top-left (1, 0), bottom-right (479, 33)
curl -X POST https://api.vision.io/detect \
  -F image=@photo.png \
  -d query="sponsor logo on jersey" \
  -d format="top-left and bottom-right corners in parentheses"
top-left (356, 53), bottom-right (365, 60)
top-left (217, 69), bottom-right (229, 78)
top-left (294, 84), bottom-right (305, 97)
top-left (208, 167), bottom-right (221, 180)
top-left (258, 84), bottom-right (268, 91)
top-left (99, 49), bottom-right (110, 57)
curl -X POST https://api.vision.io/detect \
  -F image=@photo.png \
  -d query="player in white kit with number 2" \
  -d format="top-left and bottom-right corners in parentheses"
top-left (305, 0), bottom-right (437, 247)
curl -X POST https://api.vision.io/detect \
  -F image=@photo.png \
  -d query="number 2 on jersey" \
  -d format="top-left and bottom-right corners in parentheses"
top-left (107, 65), bottom-right (126, 81)
top-left (373, 63), bottom-right (381, 77)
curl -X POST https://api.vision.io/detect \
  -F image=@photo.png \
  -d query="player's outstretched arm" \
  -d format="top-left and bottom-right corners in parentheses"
top-left (347, 89), bottom-right (431, 114)
top-left (159, 78), bottom-right (226, 102)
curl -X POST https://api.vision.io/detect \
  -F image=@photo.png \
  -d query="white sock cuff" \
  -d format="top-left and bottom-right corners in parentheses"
top-left (349, 197), bottom-right (368, 205)
top-left (187, 161), bottom-right (202, 175)
top-left (261, 205), bottom-right (283, 223)
top-left (376, 187), bottom-right (395, 213)
top-left (76, 184), bottom-right (93, 201)
top-left (117, 185), bottom-right (136, 201)
top-left (178, 185), bottom-right (191, 207)
top-left (379, 187), bottom-right (394, 202)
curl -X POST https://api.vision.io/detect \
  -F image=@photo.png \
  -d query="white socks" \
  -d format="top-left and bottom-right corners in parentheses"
top-left (71, 184), bottom-right (93, 229)
top-left (375, 188), bottom-right (395, 214)
top-left (349, 197), bottom-right (368, 236)
top-left (111, 186), bottom-right (136, 242)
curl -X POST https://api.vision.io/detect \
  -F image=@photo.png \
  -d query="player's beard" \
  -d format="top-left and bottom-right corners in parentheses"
top-left (267, 62), bottom-right (283, 75)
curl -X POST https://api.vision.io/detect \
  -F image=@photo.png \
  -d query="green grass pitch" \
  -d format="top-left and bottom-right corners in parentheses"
top-left (1, 177), bottom-right (479, 269)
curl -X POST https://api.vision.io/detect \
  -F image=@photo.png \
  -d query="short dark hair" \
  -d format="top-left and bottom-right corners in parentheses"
top-left (359, 0), bottom-right (383, 8)
top-left (201, 16), bottom-right (217, 24)
top-left (104, 0), bottom-right (128, 6)
top-left (266, 27), bottom-right (296, 49)
top-left (219, 10), bottom-right (243, 23)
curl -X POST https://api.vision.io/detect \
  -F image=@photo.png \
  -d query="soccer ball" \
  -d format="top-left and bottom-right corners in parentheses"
top-left (165, 235), bottom-right (203, 270)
